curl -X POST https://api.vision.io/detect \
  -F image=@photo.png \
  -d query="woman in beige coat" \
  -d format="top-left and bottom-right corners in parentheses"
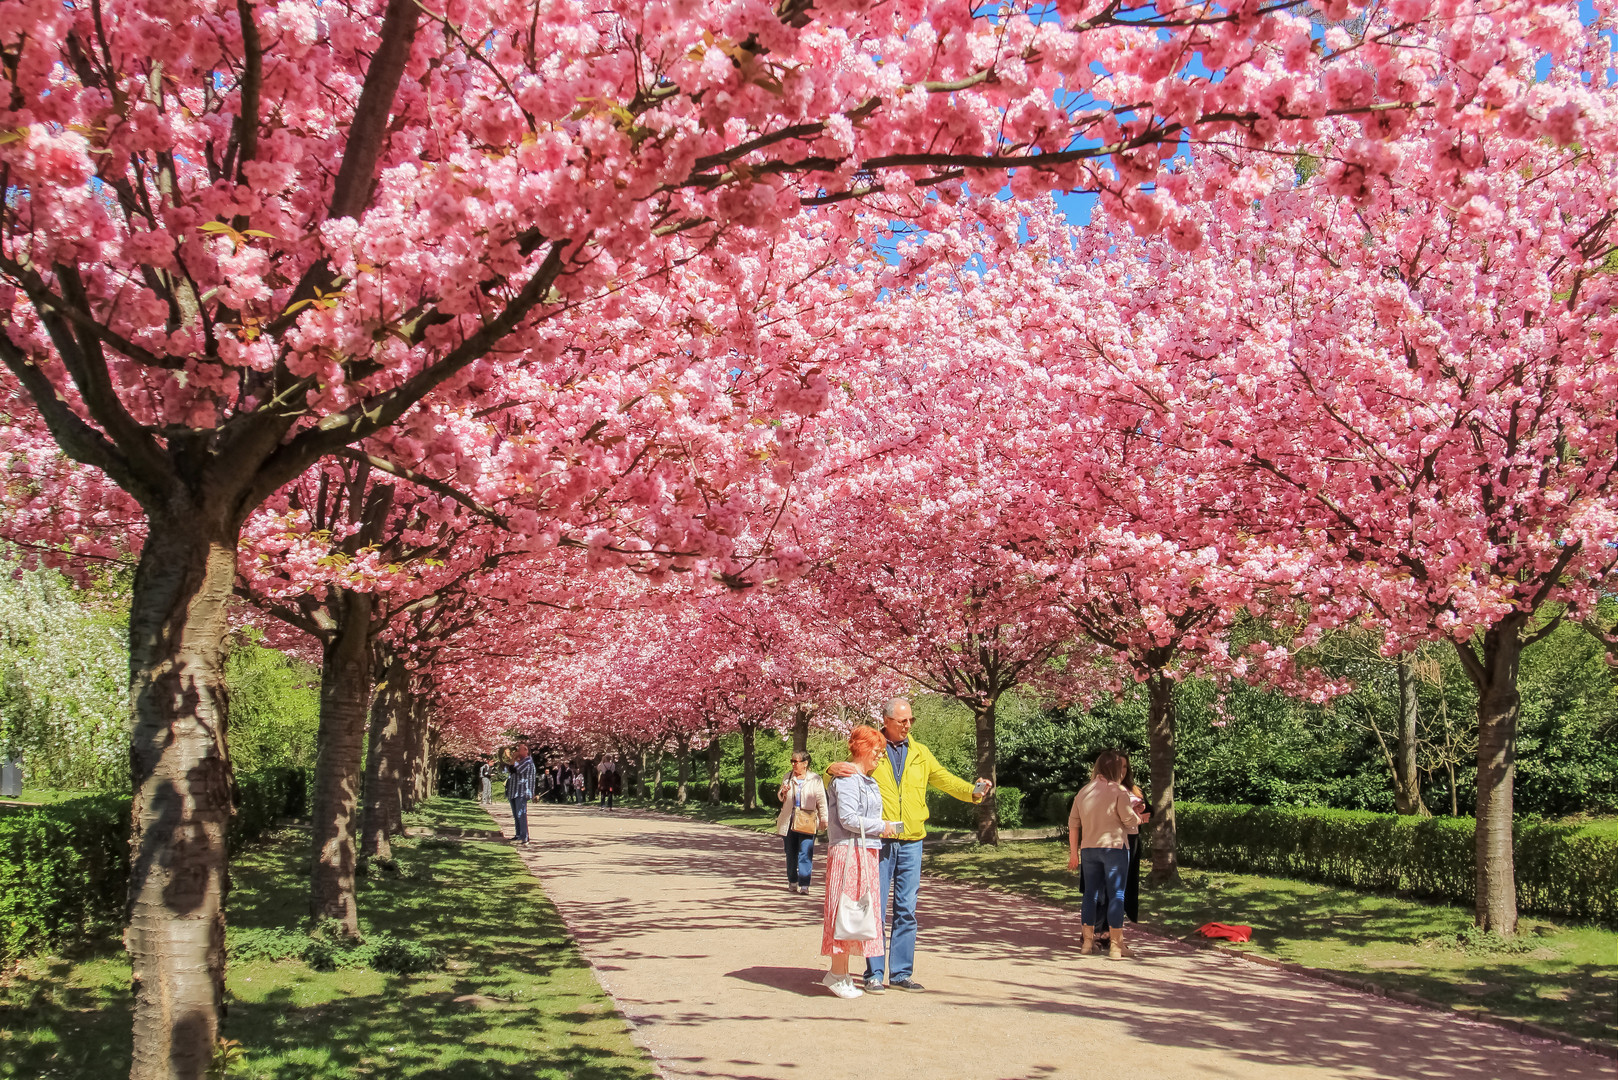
top-left (775, 751), bottom-right (829, 894)
top-left (1067, 749), bottom-right (1142, 959)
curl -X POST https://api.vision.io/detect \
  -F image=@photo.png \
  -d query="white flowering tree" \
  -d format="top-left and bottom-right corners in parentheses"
top-left (0, 560), bottom-right (128, 791)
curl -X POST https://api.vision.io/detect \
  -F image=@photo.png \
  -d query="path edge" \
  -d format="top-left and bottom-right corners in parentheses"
top-left (481, 803), bottom-right (679, 1080)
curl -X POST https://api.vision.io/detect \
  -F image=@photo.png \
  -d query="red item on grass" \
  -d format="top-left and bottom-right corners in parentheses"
top-left (1196, 922), bottom-right (1253, 943)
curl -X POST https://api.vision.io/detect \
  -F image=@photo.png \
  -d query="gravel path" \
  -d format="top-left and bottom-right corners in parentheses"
top-left (488, 802), bottom-right (1604, 1080)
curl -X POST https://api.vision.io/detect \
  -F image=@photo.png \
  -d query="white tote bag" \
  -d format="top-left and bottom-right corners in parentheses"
top-left (832, 787), bottom-right (881, 942)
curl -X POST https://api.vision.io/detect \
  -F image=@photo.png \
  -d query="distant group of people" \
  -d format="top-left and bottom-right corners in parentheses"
top-left (776, 697), bottom-right (1148, 999)
top-left (480, 748), bottom-right (624, 846)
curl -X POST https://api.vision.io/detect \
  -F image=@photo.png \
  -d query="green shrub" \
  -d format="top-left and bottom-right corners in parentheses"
top-left (367, 935), bottom-right (440, 974)
top-left (227, 926), bottom-right (311, 963)
top-left (1159, 802), bottom-right (1617, 924)
top-left (0, 768), bottom-right (310, 961)
top-left (924, 786), bottom-right (1021, 830)
top-left (0, 793), bottom-right (128, 961)
top-left (995, 786), bottom-right (1024, 828)
top-left (236, 922), bottom-right (440, 974)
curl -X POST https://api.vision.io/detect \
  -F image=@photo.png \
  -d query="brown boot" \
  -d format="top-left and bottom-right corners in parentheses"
top-left (1081, 926), bottom-right (1096, 955)
top-left (1109, 927), bottom-right (1129, 960)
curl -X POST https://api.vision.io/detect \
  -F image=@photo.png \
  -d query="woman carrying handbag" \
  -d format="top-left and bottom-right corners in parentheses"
top-left (774, 751), bottom-right (829, 893)
top-left (820, 726), bottom-right (900, 999)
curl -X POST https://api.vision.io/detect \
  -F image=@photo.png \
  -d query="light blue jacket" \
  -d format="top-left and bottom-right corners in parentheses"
top-left (825, 773), bottom-right (885, 851)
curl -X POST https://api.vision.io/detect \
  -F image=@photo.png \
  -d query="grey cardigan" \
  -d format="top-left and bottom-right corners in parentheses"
top-left (825, 773), bottom-right (885, 851)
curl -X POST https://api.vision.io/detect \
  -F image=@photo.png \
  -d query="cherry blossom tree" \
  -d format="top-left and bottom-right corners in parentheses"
top-left (0, 0), bottom-right (1590, 1067)
top-left (796, 293), bottom-right (1095, 844)
top-left (1067, 55), bottom-right (1618, 930)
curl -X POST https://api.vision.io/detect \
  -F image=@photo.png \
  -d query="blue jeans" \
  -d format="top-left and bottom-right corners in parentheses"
top-left (865, 839), bottom-right (923, 983)
top-left (783, 832), bottom-right (815, 886)
top-left (1081, 847), bottom-right (1129, 930)
top-left (510, 797), bottom-right (530, 843)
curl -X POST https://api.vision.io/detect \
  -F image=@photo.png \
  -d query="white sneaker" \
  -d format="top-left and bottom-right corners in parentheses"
top-left (798, 884), bottom-right (811, 894)
top-left (821, 972), bottom-right (863, 999)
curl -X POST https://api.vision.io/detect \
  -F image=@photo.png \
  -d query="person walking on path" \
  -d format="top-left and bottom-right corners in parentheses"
top-left (506, 743), bottom-right (537, 846)
top-left (827, 696), bottom-right (991, 994)
top-left (1068, 749), bottom-right (1142, 960)
top-left (478, 759), bottom-right (493, 805)
top-left (821, 726), bottom-right (901, 999)
top-left (598, 760), bottom-right (619, 809)
top-left (774, 751), bottom-right (829, 894)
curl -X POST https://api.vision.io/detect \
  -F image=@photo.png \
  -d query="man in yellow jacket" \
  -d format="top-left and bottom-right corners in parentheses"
top-left (828, 696), bottom-right (991, 993)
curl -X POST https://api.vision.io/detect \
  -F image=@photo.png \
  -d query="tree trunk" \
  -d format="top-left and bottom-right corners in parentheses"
top-left (361, 655), bottom-right (408, 859)
top-left (421, 709), bottom-right (439, 803)
top-left (405, 694), bottom-right (433, 807)
top-left (652, 747), bottom-right (665, 802)
top-left (126, 515), bottom-right (238, 1080)
top-left (308, 590), bottom-right (374, 936)
top-left (741, 722), bottom-right (758, 810)
top-left (1145, 672), bottom-right (1180, 885)
top-left (972, 700), bottom-right (999, 846)
top-left (706, 730), bottom-right (722, 805)
top-left (1458, 618), bottom-right (1526, 934)
top-left (395, 691), bottom-right (420, 811)
top-left (791, 706), bottom-right (810, 754)
top-left (675, 737), bottom-right (690, 804)
top-left (1393, 658), bottom-right (1429, 816)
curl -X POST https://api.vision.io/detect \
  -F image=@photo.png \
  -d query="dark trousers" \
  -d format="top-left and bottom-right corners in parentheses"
top-left (1080, 847), bottom-right (1129, 930)
top-left (783, 831), bottom-right (815, 885)
top-left (509, 797), bottom-right (530, 843)
top-left (1091, 832), bottom-right (1142, 935)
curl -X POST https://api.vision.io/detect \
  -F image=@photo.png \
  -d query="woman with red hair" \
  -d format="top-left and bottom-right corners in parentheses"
top-left (820, 725), bottom-right (899, 998)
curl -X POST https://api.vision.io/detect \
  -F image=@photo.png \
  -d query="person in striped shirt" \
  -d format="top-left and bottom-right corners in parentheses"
top-left (505, 743), bottom-right (537, 845)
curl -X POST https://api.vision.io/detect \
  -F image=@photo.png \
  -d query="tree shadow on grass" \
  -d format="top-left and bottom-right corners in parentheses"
top-left (0, 951), bottom-right (130, 1080)
top-left (1, 819), bottom-right (656, 1080)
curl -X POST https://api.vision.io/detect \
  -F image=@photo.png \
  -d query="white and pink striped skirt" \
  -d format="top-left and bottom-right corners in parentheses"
top-left (821, 842), bottom-right (884, 957)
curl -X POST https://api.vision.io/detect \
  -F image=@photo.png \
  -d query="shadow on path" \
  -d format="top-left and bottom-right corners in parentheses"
top-left (494, 803), bottom-right (1606, 1080)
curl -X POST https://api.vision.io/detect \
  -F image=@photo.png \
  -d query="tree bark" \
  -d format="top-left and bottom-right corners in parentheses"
top-left (706, 730), bottom-right (722, 805)
top-left (1393, 657), bottom-right (1429, 816)
top-left (675, 735), bottom-right (690, 804)
top-left (651, 746), bottom-right (665, 802)
top-left (791, 706), bottom-right (810, 754)
top-left (972, 700), bottom-right (999, 846)
top-left (418, 701), bottom-right (437, 804)
top-left (126, 515), bottom-right (238, 1080)
top-left (308, 590), bottom-right (374, 936)
top-left (1458, 617), bottom-right (1526, 934)
top-left (740, 722), bottom-right (758, 811)
top-left (361, 654), bottom-right (408, 859)
top-left (1145, 672), bottom-right (1180, 885)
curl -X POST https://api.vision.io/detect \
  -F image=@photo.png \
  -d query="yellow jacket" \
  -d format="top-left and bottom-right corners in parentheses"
top-left (873, 736), bottom-right (977, 841)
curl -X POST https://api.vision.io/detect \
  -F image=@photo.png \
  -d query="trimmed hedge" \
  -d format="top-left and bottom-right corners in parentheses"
top-left (0, 794), bottom-right (129, 962)
top-left (650, 779), bottom-right (745, 803)
top-left (1168, 802), bottom-right (1616, 924)
top-left (1029, 794), bottom-right (1614, 923)
top-left (0, 767), bottom-right (310, 961)
top-left (925, 785), bottom-right (1022, 830)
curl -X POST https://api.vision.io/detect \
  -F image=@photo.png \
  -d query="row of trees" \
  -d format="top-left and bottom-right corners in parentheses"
top-left (1, 2), bottom-right (1610, 1076)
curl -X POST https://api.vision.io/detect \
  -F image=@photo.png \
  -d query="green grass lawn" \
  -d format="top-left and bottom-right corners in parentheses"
top-left (403, 798), bottom-right (508, 834)
top-left (0, 800), bottom-right (657, 1080)
top-left (925, 838), bottom-right (1617, 1049)
top-left (0, 788), bottom-right (105, 807)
